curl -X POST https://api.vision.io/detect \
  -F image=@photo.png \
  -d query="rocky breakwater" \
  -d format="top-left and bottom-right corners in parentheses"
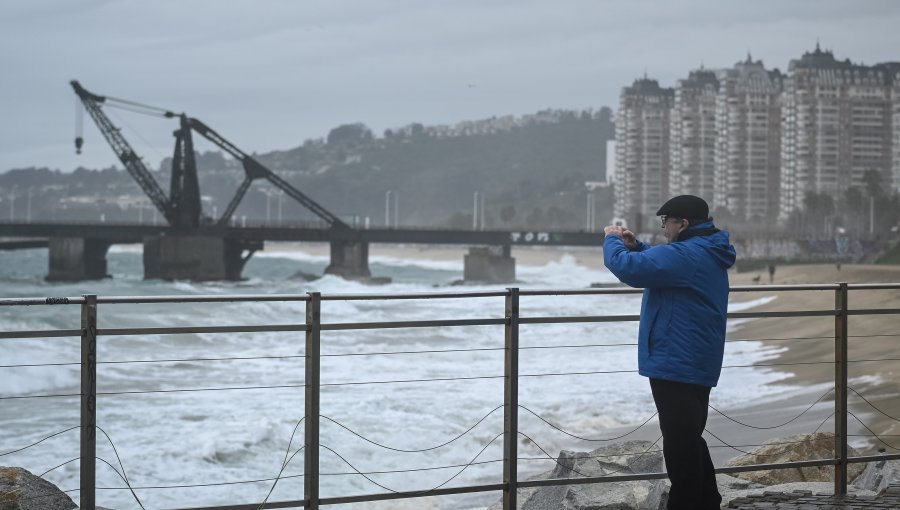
top-left (488, 432), bottom-right (900, 509)
top-left (0, 466), bottom-right (76, 510)
top-left (487, 440), bottom-right (668, 510)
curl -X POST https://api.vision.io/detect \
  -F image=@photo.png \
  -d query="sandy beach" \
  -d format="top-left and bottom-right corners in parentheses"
top-left (725, 263), bottom-right (900, 457)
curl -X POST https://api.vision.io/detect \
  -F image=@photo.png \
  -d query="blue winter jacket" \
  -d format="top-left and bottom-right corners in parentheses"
top-left (603, 222), bottom-right (737, 387)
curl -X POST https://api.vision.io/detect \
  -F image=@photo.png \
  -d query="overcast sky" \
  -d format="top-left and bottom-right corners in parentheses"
top-left (2, 0), bottom-right (900, 172)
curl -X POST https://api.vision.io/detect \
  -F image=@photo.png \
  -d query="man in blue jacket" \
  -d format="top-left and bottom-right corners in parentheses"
top-left (603, 195), bottom-right (736, 510)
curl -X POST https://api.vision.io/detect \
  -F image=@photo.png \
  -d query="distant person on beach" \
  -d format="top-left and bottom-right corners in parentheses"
top-left (602, 195), bottom-right (736, 510)
top-left (768, 263), bottom-right (776, 283)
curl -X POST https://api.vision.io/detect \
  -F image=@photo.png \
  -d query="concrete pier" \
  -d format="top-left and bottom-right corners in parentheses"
top-left (46, 238), bottom-right (111, 281)
top-left (143, 235), bottom-right (261, 281)
top-left (324, 240), bottom-right (372, 279)
top-left (464, 245), bottom-right (515, 283)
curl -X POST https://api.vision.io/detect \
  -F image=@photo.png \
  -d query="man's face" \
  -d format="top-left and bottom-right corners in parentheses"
top-left (660, 215), bottom-right (687, 243)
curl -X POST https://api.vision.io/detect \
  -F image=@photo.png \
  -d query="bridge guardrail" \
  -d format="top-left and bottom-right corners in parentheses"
top-left (1, 284), bottom-right (899, 509)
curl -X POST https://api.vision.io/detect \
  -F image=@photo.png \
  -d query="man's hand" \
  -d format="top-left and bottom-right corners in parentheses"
top-left (621, 229), bottom-right (637, 250)
top-left (604, 225), bottom-right (624, 237)
top-left (604, 225), bottom-right (637, 250)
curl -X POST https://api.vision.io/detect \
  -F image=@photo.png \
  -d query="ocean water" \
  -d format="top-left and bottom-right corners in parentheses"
top-left (0, 246), bottom-right (792, 510)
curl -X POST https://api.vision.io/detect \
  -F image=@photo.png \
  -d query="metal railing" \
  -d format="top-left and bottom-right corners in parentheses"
top-left (2, 283), bottom-right (900, 509)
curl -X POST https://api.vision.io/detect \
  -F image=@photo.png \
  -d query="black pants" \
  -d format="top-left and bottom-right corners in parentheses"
top-left (650, 378), bottom-right (721, 510)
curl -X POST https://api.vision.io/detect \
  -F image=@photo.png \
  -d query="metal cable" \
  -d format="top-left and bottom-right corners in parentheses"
top-left (0, 392), bottom-right (80, 401)
top-left (707, 388), bottom-right (833, 429)
top-left (721, 360), bottom-right (834, 369)
top-left (97, 383), bottom-right (307, 396)
top-left (848, 386), bottom-right (900, 423)
top-left (520, 369), bottom-right (639, 378)
top-left (704, 410), bottom-right (837, 457)
top-left (97, 457), bottom-right (146, 510)
top-left (519, 343), bottom-right (638, 350)
top-left (257, 445), bottom-right (306, 510)
top-left (107, 108), bottom-right (168, 163)
top-left (518, 405), bottom-right (657, 442)
top-left (97, 426), bottom-right (145, 510)
top-left (848, 411), bottom-right (900, 452)
top-left (320, 404), bottom-right (503, 453)
top-left (0, 361), bottom-right (80, 368)
top-left (516, 430), bottom-right (587, 477)
top-left (725, 334), bottom-right (833, 343)
top-left (319, 459), bottom-right (504, 477)
top-left (319, 433), bottom-right (504, 495)
top-left (704, 429), bottom-right (808, 458)
top-left (321, 374), bottom-right (503, 387)
top-left (518, 430), bottom-right (663, 478)
top-left (323, 347), bottom-right (503, 357)
top-left (0, 426), bottom-right (79, 457)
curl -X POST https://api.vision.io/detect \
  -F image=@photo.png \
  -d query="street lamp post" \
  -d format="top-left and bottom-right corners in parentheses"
top-left (277, 191), bottom-right (284, 223)
top-left (9, 185), bottom-right (16, 221)
top-left (394, 192), bottom-right (400, 228)
top-left (473, 192), bottom-right (479, 230)
top-left (473, 191), bottom-right (486, 230)
top-left (870, 195), bottom-right (875, 236)
top-left (26, 187), bottom-right (33, 223)
top-left (586, 192), bottom-right (595, 231)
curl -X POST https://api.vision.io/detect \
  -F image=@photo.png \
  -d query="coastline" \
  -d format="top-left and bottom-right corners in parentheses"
top-left (261, 243), bottom-right (900, 457)
top-left (727, 264), bottom-right (900, 454)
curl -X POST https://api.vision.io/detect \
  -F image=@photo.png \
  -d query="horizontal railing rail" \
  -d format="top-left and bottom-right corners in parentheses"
top-left (1, 283), bottom-right (899, 509)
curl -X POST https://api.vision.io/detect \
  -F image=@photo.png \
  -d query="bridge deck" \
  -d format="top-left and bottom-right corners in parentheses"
top-left (0, 222), bottom-right (604, 247)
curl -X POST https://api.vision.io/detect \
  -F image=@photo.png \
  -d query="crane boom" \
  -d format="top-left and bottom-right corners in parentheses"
top-left (71, 80), bottom-right (349, 231)
top-left (70, 80), bottom-right (174, 224)
top-left (187, 118), bottom-right (349, 229)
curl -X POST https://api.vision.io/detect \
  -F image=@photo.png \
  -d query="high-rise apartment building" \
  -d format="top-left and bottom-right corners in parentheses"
top-left (614, 78), bottom-right (674, 230)
top-left (715, 56), bottom-right (784, 221)
top-left (780, 46), bottom-right (898, 220)
top-left (614, 47), bottom-right (900, 230)
top-left (670, 69), bottom-right (719, 202)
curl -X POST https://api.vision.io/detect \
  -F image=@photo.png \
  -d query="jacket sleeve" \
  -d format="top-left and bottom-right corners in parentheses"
top-left (603, 236), bottom-right (696, 288)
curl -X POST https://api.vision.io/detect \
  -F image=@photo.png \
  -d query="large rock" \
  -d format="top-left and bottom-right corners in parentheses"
top-left (0, 466), bottom-right (76, 510)
top-left (727, 432), bottom-right (865, 485)
top-left (851, 458), bottom-right (900, 494)
top-left (488, 440), bottom-right (667, 510)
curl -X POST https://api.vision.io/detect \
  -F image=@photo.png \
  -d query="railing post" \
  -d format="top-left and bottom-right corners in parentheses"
top-left (80, 294), bottom-right (97, 510)
top-left (503, 288), bottom-right (519, 510)
top-left (305, 293), bottom-right (321, 510)
top-left (834, 282), bottom-right (848, 495)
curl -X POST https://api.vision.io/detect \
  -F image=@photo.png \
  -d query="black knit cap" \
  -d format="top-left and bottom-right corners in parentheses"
top-left (656, 195), bottom-right (709, 221)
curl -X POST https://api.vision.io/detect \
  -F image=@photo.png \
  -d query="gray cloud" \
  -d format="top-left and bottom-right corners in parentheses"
top-left (2, 0), bottom-right (899, 171)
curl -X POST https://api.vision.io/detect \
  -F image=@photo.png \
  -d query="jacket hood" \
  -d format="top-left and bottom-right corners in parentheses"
top-left (686, 222), bottom-right (736, 269)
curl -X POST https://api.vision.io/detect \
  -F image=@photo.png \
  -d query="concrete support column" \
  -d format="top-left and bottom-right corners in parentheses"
top-left (46, 238), bottom-right (111, 281)
top-left (143, 235), bottom-right (261, 281)
top-left (464, 245), bottom-right (515, 283)
top-left (324, 241), bottom-right (372, 279)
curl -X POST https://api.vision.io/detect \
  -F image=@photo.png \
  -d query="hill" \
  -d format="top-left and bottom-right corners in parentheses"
top-left (1, 107), bottom-right (615, 230)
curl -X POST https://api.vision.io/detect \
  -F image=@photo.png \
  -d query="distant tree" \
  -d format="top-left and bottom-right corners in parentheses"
top-left (863, 169), bottom-right (884, 198)
top-left (525, 207), bottom-right (544, 227)
top-left (446, 211), bottom-right (473, 229)
top-left (327, 123), bottom-right (373, 146)
top-left (500, 204), bottom-right (516, 223)
top-left (410, 123), bottom-right (425, 138)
